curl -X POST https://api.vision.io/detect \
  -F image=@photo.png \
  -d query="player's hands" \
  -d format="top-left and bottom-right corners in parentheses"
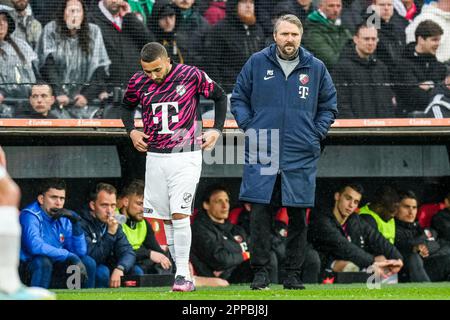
top-left (110, 268), bottom-right (123, 288)
top-left (98, 91), bottom-right (109, 101)
top-left (201, 130), bottom-right (220, 151)
top-left (130, 129), bottom-right (149, 152)
top-left (372, 259), bottom-right (403, 278)
top-left (150, 251), bottom-right (172, 270)
top-left (0, 93), bottom-right (4, 104)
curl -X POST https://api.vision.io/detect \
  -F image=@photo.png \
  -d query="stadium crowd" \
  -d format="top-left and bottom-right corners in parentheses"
top-left (0, 0), bottom-right (449, 119)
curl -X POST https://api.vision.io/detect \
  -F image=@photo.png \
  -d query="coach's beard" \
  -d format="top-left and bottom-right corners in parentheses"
top-left (277, 45), bottom-right (299, 61)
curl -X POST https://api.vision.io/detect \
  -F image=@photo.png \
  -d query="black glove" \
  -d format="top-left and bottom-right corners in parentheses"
top-left (66, 253), bottom-right (88, 283)
top-left (51, 208), bottom-right (81, 223)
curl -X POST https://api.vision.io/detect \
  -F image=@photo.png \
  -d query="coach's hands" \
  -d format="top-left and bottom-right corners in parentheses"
top-left (201, 130), bottom-right (220, 151)
top-left (130, 129), bottom-right (149, 152)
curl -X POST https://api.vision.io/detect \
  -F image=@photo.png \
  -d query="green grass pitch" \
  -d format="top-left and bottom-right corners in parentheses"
top-left (53, 282), bottom-right (450, 300)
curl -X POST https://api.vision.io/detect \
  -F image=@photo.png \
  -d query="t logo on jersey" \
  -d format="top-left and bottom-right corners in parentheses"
top-left (152, 102), bottom-right (179, 134)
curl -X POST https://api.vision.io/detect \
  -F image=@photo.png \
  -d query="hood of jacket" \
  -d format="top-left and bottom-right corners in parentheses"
top-left (0, 6), bottom-right (15, 36)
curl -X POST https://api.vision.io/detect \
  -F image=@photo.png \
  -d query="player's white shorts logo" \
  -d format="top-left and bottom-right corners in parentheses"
top-left (152, 102), bottom-right (179, 134)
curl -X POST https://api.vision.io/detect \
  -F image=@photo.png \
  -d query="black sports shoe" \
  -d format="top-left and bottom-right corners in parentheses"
top-left (250, 271), bottom-right (270, 290)
top-left (283, 272), bottom-right (306, 290)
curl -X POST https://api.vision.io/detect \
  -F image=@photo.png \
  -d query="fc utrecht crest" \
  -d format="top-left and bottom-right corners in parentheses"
top-left (176, 85), bottom-right (186, 96)
top-left (299, 74), bottom-right (309, 85)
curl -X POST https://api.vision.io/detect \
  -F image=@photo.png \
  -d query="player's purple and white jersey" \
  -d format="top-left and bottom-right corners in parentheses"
top-left (123, 63), bottom-right (215, 153)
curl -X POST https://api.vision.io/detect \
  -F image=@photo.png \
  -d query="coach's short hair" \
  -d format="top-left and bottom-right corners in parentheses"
top-left (273, 14), bottom-right (303, 35)
top-left (89, 182), bottom-right (117, 202)
top-left (31, 81), bottom-right (54, 96)
top-left (140, 42), bottom-right (168, 62)
top-left (415, 20), bottom-right (444, 42)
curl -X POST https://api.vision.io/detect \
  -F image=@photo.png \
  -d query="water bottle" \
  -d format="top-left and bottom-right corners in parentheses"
top-left (114, 213), bottom-right (127, 225)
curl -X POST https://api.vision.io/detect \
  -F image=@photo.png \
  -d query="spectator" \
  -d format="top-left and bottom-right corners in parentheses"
top-left (36, 0), bottom-right (111, 116)
top-left (16, 82), bottom-right (61, 118)
top-left (172, 0), bottom-right (210, 67)
top-left (202, 0), bottom-right (226, 26)
top-left (367, 0), bottom-right (408, 73)
top-left (423, 70), bottom-right (450, 118)
top-left (204, 0), bottom-right (265, 93)
top-left (331, 23), bottom-right (396, 118)
top-left (340, 0), bottom-right (370, 34)
top-left (431, 189), bottom-right (450, 243)
top-left (89, 0), bottom-right (154, 92)
top-left (191, 184), bottom-right (264, 283)
top-left (405, 0), bottom-right (450, 64)
top-left (359, 185), bottom-right (401, 244)
top-left (0, 146), bottom-right (55, 299)
top-left (126, 0), bottom-right (154, 25)
top-left (19, 179), bottom-right (96, 289)
top-left (8, 0), bottom-right (41, 49)
top-left (395, 190), bottom-right (450, 282)
top-left (0, 7), bottom-right (37, 115)
top-left (395, 20), bottom-right (447, 117)
top-left (278, 0), bottom-right (316, 24)
top-left (397, 0), bottom-right (420, 21)
top-left (119, 179), bottom-right (173, 275)
top-left (79, 182), bottom-right (136, 288)
top-left (302, 0), bottom-right (352, 68)
top-left (149, 0), bottom-right (185, 64)
top-left (308, 183), bottom-right (404, 280)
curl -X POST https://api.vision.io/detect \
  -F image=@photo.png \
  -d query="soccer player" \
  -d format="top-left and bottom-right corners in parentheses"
top-left (121, 42), bottom-right (227, 292)
top-left (0, 146), bottom-right (55, 299)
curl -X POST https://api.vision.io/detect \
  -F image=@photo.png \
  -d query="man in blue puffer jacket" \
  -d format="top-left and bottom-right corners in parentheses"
top-left (19, 179), bottom-right (96, 289)
top-left (231, 14), bottom-right (337, 290)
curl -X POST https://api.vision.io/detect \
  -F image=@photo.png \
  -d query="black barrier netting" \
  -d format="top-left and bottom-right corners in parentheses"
top-left (0, 0), bottom-right (449, 120)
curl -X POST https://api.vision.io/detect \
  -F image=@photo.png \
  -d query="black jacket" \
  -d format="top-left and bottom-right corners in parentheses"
top-left (394, 43), bottom-right (447, 116)
top-left (431, 209), bottom-right (450, 243)
top-left (191, 212), bottom-right (249, 279)
top-left (79, 209), bottom-right (136, 273)
top-left (89, 6), bottom-right (154, 88)
top-left (331, 46), bottom-right (395, 118)
top-left (308, 209), bottom-right (403, 269)
top-left (394, 218), bottom-right (443, 258)
top-left (203, 0), bottom-right (265, 92)
top-left (373, 12), bottom-right (408, 72)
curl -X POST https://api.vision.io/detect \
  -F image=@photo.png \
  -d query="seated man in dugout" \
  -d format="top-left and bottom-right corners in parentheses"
top-left (308, 183), bottom-right (403, 281)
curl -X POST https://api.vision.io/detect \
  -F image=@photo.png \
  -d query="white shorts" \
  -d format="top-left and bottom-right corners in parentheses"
top-left (143, 150), bottom-right (202, 220)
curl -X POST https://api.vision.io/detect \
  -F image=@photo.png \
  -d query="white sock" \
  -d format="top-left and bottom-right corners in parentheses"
top-left (172, 217), bottom-right (191, 280)
top-left (164, 222), bottom-right (175, 263)
top-left (0, 206), bottom-right (22, 294)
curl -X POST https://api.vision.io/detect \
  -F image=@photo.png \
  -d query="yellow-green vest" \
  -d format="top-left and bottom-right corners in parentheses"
top-left (359, 204), bottom-right (395, 244)
top-left (122, 220), bottom-right (147, 250)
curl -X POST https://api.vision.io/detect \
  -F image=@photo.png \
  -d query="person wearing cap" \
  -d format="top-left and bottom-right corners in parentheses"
top-left (149, 0), bottom-right (185, 64)
top-left (0, 6), bottom-right (37, 109)
top-left (88, 0), bottom-right (154, 92)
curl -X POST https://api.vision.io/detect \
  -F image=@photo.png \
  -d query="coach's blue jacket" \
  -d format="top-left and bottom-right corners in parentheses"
top-left (231, 44), bottom-right (337, 207)
top-left (20, 201), bottom-right (87, 262)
